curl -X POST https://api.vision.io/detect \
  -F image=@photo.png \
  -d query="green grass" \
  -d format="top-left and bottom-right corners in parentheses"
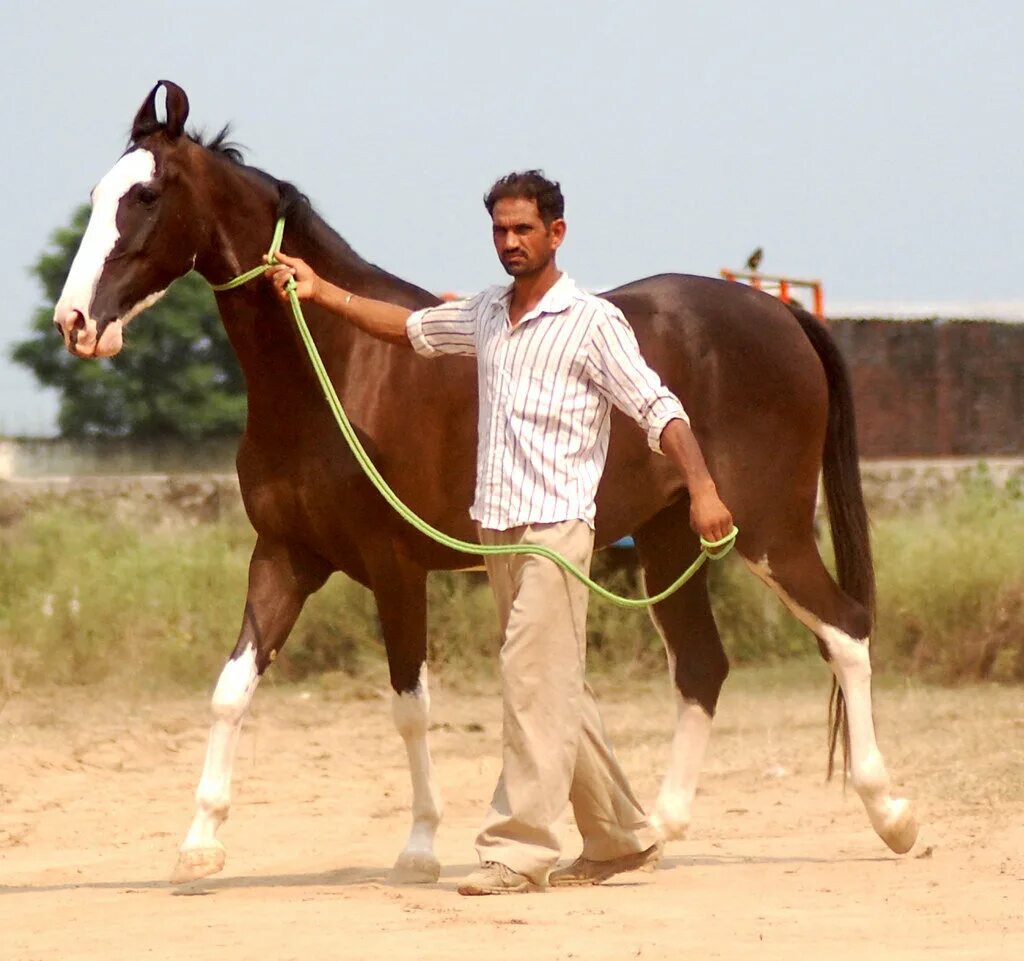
top-left (870, 467), bottom-right (1024, 681)
top-left (1, 470), bottom-right (1020, 694)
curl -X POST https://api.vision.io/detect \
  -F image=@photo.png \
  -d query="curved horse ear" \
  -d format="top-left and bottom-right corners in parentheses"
top-left (160, 81), bottom-right (190, 139)
top-left (131, 82), bottom-right (162, 140)
top-left (131, 80), bottom-right (190, 142)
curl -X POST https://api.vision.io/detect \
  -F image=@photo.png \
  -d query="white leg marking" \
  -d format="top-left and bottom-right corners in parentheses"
top-left (652, 685), bottom-right (713, 841)
top-left (744, 558), bottom-right (918, 853)
top-left (171, 644), bottom-right (260, 883)
top-left (643, 576), bottom-right (715, 842)
top-left (389, 664), bottom-right (442, 883)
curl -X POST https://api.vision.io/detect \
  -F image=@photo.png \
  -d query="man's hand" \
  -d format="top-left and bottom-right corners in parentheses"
top-left (658, 419), bottom-right (735, 544)
top-left (262, 254), bottom-right (413, 346)
top-left (688, 481), bottom-right (734, 545)
top-left (265, 250), bottom-right (321, 303)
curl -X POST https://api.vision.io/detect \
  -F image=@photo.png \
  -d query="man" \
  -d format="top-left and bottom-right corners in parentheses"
top-left (267, 171), bottom-right (733, 895)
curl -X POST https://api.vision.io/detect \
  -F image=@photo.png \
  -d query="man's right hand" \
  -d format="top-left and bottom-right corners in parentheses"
top-left (265, 250), bottom-right (321, 303)
top-left (263, 252), bottom-right (414, 347)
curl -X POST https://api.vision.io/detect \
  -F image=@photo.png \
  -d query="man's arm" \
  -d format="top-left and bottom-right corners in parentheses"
top-left (658, 418), bottom-right (734, 544)
top-left (267, 251), bottom-right (413, 345)
top-left (586, 307), bottom-right (734, 543)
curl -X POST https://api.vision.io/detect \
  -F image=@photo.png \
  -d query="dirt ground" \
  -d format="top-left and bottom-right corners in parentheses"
top-left (1, 665), bottom-right (1022, 961)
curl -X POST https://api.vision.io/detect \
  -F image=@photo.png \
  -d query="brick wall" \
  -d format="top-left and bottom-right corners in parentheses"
top-left (829, 319), bottom-right (1024, 457)
top-left (3, 319), bottom-right (1021, 469)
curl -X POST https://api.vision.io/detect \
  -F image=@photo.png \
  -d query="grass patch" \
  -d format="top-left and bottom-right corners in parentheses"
top-left (1, 470), bottom-right (1020, 693)
top-left (871, 467), bottom-right (1024, 682)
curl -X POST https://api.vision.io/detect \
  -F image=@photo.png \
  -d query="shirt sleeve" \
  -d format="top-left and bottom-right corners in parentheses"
top-left (405, 293), bottom-right (483, 358)
top-left (585, 304), bottom-right (690, 454)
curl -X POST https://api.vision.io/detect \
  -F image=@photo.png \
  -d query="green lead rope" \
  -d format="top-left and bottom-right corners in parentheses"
top-left (211, 217), bottom-right (738, 608)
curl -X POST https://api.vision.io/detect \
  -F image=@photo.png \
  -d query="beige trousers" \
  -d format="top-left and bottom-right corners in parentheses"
top-left (475, 520), bottom-right (657, 884)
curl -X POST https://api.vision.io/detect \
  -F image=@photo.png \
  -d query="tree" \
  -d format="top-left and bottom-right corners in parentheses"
top-left (12, 205), bottom-right (246, 440)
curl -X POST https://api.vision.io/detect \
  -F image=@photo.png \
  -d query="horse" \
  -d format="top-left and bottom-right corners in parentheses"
top-left (53, 80), bottom-right (918, 885)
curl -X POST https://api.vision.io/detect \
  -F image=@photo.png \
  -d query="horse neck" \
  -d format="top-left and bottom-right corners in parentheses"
top-left (193, 154), bottom-right (437, 426)
top-left (195, 151), bottom-right (438, 306)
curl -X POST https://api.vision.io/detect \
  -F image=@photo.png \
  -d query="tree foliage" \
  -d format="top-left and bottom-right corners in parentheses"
top-left (12, 205), bottom-right (246, 439)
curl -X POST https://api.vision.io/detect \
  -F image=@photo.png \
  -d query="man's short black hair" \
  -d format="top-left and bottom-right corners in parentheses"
top-left (483, 170), bottom-right (564, 226)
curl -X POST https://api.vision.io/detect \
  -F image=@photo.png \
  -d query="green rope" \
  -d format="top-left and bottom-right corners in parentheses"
top-left (209, 219), bottom-right (287, 291)
top-left (210, 217), bottom-right (738, 608)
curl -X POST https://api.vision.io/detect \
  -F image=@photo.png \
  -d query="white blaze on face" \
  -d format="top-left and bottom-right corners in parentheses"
top-left (54, 148), bottom-right (162, 356)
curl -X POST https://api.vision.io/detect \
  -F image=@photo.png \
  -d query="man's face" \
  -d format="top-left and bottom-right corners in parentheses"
top-left (490, 197), bottom-right (565, 278)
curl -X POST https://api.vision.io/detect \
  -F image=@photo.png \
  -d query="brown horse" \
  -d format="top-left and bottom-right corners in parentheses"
top-left (53, 81), bottom-right (917, 885)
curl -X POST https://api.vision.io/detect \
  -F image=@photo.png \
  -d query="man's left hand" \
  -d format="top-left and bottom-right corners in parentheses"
top-left (689, 484), bottom-right (734, 545)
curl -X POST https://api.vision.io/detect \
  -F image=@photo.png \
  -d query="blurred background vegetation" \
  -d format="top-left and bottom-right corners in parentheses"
top-left (12, 206), bottom-right (245, 440)
top-left (1, 466), bottom-right (1020, 696)
top-left (5, 208), bottom-right (1021, 698)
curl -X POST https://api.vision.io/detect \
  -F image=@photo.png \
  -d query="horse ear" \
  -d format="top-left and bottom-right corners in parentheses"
top-left (130, 80), bottom-right (190, 142)
top-left (160, 80), bottom-right (190, 139)
top-left (131, 81), bottom-right (163, 141)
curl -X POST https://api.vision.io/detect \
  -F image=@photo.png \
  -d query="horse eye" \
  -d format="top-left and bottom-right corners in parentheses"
top-left (136, 186), bottom-right (159, 205)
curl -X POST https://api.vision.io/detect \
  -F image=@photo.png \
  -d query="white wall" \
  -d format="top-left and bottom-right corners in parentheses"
top-left (0, 437), bottom-right (238, 479)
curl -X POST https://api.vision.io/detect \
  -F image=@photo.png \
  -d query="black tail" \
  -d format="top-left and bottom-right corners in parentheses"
top-left (789, 306), bottom-right (875, 779)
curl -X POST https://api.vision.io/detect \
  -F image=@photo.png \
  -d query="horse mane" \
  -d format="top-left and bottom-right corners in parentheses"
top-left (128, 118), bottom-right (438, 306)
top-left (128, 121), bottom-right (315, 232)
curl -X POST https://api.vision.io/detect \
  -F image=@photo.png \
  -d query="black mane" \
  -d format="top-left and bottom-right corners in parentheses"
top-left (129, 117), bottom-right (434, 303)
top-left (129, 120), bottom-right (313, 230)
top-left (195, 125), bottom-right (313, 229)
top-left (197, 124), bottom-right (246, 164)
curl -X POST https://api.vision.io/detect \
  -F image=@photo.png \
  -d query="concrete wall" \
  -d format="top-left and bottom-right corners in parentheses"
top-left (0, 436), bottom-right (237, 479)
top-left (2, 317), bottom-right (1021, 475)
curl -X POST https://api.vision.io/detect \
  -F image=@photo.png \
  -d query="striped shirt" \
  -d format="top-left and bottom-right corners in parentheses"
top-left (406, 273), bottom-right (688, 530)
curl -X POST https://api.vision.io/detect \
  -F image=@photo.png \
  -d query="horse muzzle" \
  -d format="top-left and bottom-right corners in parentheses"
top-left (53, 304), bottom-right (124, 358)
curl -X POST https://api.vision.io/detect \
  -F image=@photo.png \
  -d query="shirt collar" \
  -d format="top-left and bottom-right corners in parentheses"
top-left (491, 272), bottom-right (577, 323)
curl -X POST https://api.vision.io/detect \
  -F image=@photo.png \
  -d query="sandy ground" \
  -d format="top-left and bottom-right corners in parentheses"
top-left (1, 666), bottom-right (1022, 961)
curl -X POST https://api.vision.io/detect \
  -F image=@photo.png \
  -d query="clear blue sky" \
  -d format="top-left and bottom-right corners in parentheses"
top-left (2, 0), bottom-right (1021, 435)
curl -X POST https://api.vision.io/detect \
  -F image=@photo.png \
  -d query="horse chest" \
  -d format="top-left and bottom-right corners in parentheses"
top-left (238, 450), bottom-right (374, 546)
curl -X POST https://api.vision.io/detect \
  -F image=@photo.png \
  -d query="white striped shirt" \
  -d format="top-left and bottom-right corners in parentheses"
top-left (406, 273), bottom-right (688, 530)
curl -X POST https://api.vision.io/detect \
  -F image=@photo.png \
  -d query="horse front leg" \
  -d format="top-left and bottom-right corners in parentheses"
top-left (368, 551), bottom-right (443, 883)
top-left (170, 537), bottom-right (329, 884)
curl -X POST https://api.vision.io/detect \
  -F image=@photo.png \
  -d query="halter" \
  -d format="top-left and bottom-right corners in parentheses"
top-left (208, 217), bottom-right (287, 292)
top-left (209, 217), bottom-right (738, 608)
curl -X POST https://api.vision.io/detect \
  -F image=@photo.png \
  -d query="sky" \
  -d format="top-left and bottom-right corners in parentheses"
top-left (1, 0), bottom-right (1021, 436)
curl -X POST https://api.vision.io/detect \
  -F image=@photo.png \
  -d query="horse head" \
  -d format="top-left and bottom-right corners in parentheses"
top-left (54, 80), bottom-right (210, 358)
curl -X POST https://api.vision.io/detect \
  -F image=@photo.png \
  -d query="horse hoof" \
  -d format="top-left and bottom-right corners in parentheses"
top-left (878, 798), bottom-right (919, 855)
top-left (388, 851), bottom-right (441, 884)
top-left (170, 845), bottom-right (226, 884)
top-left (650, 810), bottom-right (690, 843)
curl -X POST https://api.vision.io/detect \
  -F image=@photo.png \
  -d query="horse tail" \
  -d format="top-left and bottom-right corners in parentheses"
top-left (788, 305), bottom-right (875, 780)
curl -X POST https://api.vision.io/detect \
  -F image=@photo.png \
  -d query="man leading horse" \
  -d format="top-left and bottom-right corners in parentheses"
top-left (267, 170), bottom-right (733, 895)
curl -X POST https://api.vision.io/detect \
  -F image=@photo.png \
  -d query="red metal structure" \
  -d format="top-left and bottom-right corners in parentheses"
top-left (721, 268), bottom-right (825, 320)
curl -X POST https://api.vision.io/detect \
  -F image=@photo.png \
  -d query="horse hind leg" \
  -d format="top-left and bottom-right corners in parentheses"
top-left (744, 543), bottom-right (919, 854)
top-left (635, 508), bottom-right (729, 842)
top-left (170, 537), bottom-right (329, 884)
